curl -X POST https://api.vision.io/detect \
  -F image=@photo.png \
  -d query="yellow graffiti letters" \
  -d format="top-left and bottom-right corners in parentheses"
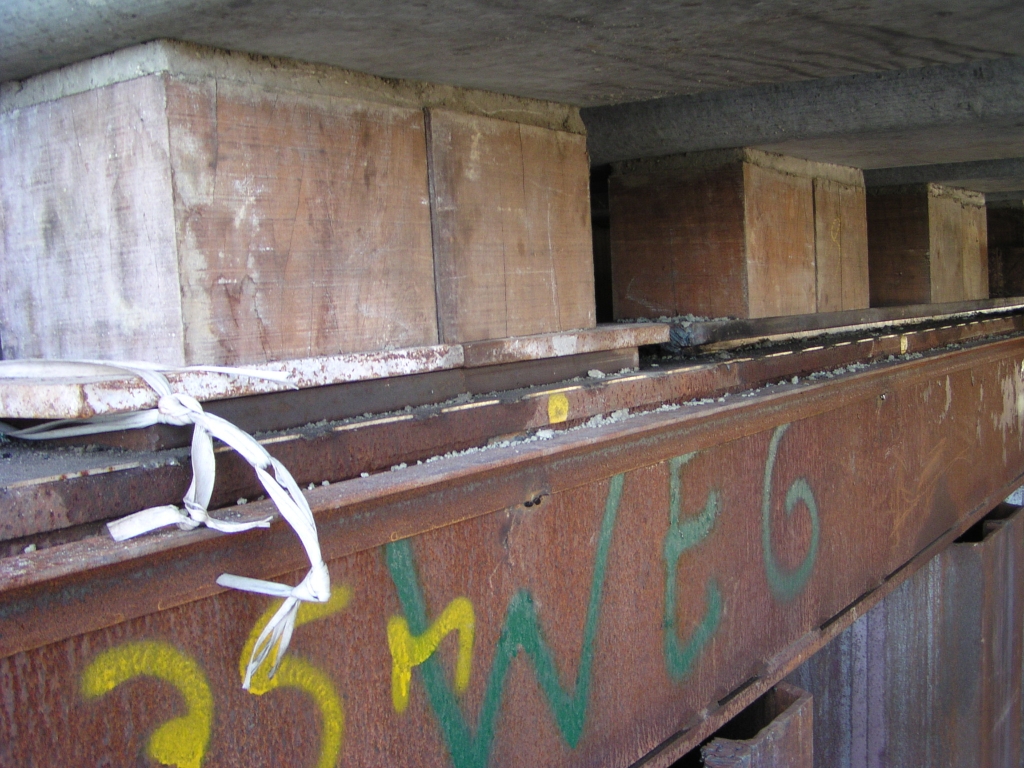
top-left (81, 640), bottom-right (213, 768)
top-left (387, 595), bottom-right (475, 713)
top-left (240, 585), bottom-right (351, 768)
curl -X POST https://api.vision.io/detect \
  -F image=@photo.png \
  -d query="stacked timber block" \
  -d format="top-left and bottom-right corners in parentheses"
top-left (608, 148), bottom-right (869, 320)
top-left (0, 40), bottom-right (595, 366)
top-left (987, 201), bottom-right (1024, 298)
top-left (866, 183), bottom-right (988, 306)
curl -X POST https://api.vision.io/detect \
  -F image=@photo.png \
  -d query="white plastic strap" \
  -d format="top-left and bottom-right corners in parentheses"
top-left (0, 360), bottom-right (330, 688)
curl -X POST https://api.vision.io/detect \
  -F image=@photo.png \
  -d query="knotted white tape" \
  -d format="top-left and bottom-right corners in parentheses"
top-left (0, 360), bottom-right (330, 688)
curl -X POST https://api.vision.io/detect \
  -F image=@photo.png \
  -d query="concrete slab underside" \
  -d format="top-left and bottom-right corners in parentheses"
top-left (3, 3), bottom-right (1024, 193)
top-left (3, 1), bottom-right (1023, 107)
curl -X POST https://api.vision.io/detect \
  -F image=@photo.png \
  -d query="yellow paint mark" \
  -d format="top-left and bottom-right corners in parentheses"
top-left (547, 393), bottom-right (570, 424)
top-left (900, 335), bottom-right (910, 355)
top-left (387, 596), bottom-right (475, 713)
top-left (81, 641), bottom-right (213, 768)
top-left (241, 586), bottom-right (352, 768)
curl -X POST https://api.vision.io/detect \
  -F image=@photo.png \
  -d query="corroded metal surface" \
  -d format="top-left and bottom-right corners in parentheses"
top-left (0, 337), bottom-right (1023, 766)
top-left (702, 683), bottom-right (814, 768)
top-left (669, 297), bottom-right (1024, 350)
top-left (786, 504), bottom-right (1024, 768)
top-left (0, 324), bottom-right (671, 421)
top-left (3, 319), bottom-right (1020, 545)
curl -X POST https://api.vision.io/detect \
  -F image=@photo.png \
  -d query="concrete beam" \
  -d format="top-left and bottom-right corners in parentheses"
top-left (986, 191), bottom-right (1024, 207)
top-left (583, 57), bottom-right (1024, 168)
top-left (864, 158), bottom-right (1024, 194)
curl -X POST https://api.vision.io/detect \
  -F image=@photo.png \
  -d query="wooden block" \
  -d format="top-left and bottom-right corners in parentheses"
top-left (610, 162), bottom-right (749, 318)
top-left (0, 76), bottom-right (185, 363)
top-left (0, 72), bottom-right (438, 365)
top-left (813, 179), bottom-right (870, 312)
top-left (609, 149), bottom-right (869, 320)
top-left (427, 108), bottom-right (596, 343)
top-left (745, 162), bottom-right (816, 317)
top-left (1, 42), bottom-right (592, 366)
top-left (165, 77), bottom-right (438, 363)
top-left (961, 202), bottom-right (988, 301)
top-left (867, 183), bottom-right (989, 306)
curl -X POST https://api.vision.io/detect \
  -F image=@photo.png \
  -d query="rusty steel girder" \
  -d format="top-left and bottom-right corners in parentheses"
top-left (4, 311), bottom-right (1019, 552)
top-left (1, 337), bottom-right (1024, 767)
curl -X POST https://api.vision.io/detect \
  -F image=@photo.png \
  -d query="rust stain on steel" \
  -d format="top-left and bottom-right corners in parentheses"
top-left (0, 338), bottom-right (1023, 766)
top-left (5, 325), bottom-right (1021, 544)
top-left (0, 322), bottom-right (665, 421)
top-left (787, 504), bottom-right (1024, 768)
top-left (670, 297), bottom-right (1024, 349)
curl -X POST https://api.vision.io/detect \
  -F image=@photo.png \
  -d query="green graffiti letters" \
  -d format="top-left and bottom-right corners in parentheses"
top-left (662, 453), bottom-right (722, 680)
top-left (762, 423), bottom-right (820, 602)
top-left (385, 473), bottom-right (624, 768)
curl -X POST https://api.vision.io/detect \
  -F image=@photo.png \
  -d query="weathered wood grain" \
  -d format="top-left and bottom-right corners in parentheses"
top-left (166, 77), bottom-right (438, 364)
top-left (839, 182), bottom-right (870, 310)
top-left (0, 72), bottom-right (440, 366)
top-left (521, 123), bottom-right (596, 333)
top-left (609, 163), bottom-right (749, 319)
top-left (427, 108), bottom-right (595, 343)
top-left (813, 179), bottom-right (844, 313)
top-left (961, 201), bottom-right (989, 301)
top-left (929, 190), bottom-right (969, 303)
top-left (867, 186), bottom-right (932, 307)
top-left (0, 75), bottom-right (186, 363)
top-left (868, 184), bottom-right (988, 307)
top-left (744, 163), bottom-right (816, 317)
top-left (814, 179), bottom-right (870, 312)
top-left (609, 151), bottom-right (866, 321)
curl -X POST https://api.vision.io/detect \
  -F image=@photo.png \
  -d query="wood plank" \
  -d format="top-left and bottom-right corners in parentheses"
top-left (813, 178), bottom-right (844, 313)
top-left (928, 189), bottom-right (968, 303)
top-left (745, 163), bottom-right (816, 317)
top-left (461, 323), bottom-right (669, 367)
top-left (867, 186), bottom-right (932, 306)
top-left (427, 109), bottom-right (595, 343)
top-left (609, 163), bottom-right (748, 319)
top-left (0, 75), bottom-right (186, 363)
top-left (520, 123), bottom-right (596, 333)
top-left (839, 182), bottom-right (871, 310)
top-left (962, 201), bottom-right (989, 300)
top-left (166, 77), bottom-right (438, 364)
